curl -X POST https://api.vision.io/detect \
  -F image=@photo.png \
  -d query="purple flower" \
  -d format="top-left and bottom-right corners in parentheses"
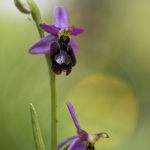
top-left (29, 6), bottom-right (84, 54)
top-left (29, 6), bottom-right (84, 75)
top-left (58, 102), bottom-right (109, 150)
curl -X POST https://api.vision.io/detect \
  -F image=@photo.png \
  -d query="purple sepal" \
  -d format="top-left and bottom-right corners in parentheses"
top-left (68, 137), bottom-right (85, 150)
top-left (70, 27), bottom-right (84, 35)
top-left (29, 35), bottom-right (57, 54)
top-left (66, 102), bottom-right (81, 130)
top-left (54, 6), bottom-right (69, 28)
top-left (58, 135), bottom-right (78, 149)
top-left (40, 24), bottom-right (60, 35)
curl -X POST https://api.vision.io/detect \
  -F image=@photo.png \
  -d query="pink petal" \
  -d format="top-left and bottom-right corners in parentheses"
top-left (40, 24), bottom-right (60, 35)
top-left (29, 35), bottom-right (57, 54)
top-left (54, 6), bottom-right (69, 28)
top-left (70, 27), bottom-right (84, 35)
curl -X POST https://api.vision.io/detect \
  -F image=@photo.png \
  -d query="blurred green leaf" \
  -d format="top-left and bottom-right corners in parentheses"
top-left (30, 103), bottom-right (46, 150)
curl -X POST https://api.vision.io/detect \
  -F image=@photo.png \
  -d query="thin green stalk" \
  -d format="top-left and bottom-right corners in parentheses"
top-left (45, 55), bottom-right (57, 150)
top-left (27, 0), bottom-right (44, 38)
top-left (50, 69), bottom-right (57, 150)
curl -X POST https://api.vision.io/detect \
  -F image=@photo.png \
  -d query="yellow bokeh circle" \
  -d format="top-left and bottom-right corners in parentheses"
top-left (66, 74), bottom-right (138, 148)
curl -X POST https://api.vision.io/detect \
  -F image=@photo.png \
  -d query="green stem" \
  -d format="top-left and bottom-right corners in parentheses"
top-left (38, 27), bottom-right (57, 150)
top-left (27, 0), bottom-right (44, 38)
top-left (50, 69), bottom-right (57, 150)
top-left (45, 55), bottom-right (57, 150)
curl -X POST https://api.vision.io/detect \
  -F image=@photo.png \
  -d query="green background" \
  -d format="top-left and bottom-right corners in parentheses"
top-left (0, 0), bottom-right (150, 149)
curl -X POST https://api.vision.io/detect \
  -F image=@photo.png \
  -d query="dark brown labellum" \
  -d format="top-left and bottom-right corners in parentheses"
top-left (50, 35), bottom-right (76, 76)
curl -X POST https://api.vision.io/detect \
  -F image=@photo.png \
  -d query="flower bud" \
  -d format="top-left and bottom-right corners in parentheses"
top-left (14, 0), bottom-right (31, 14)
top-left (14, 0), bottom-right (44, 37)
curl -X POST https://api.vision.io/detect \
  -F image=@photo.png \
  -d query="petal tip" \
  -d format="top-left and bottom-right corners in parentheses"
top-left (54, 5), bottom-right (69, 28)
top-left (70, 27), bottom-right (85, 36)
top-left (66, 101), bottom-right (72, 108)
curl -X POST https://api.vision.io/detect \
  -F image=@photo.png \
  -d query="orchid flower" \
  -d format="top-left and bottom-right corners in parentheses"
top-left (58, 102), bottom-right (109, 150)
top-left (29, 6), bottom-right (84, 75)
top-left (29, 6), bottom-right (84, 54)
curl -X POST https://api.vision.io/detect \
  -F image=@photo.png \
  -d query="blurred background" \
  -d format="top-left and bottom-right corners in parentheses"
top-left (0, 0), bottom-right (150, 149)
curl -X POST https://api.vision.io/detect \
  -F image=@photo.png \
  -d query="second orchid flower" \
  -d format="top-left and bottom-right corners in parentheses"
top-left (58, 102), bottom-right (109, 150)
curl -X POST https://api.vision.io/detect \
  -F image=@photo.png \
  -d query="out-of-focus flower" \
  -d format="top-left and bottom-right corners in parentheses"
top-left (29, 6), bottom-right (84, 54)
top-left (58, 102), bottom-right (109, 150)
